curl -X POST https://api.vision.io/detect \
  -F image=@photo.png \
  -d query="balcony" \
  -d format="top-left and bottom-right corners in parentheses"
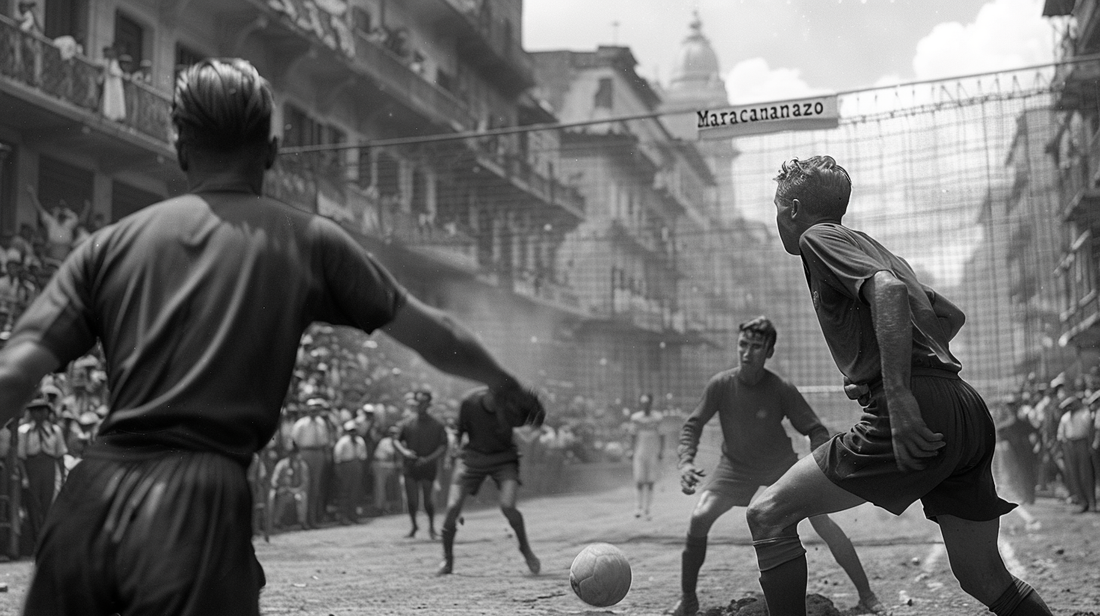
top-left (469, 137), bottom-right (585, 219)
top-left (512, 269), bottom-right (584, 313)
top-left (607, 219), bottom-right (678, 272)
top-left (1053, 58), bottom-right (1100, 110)
top-left (1059, 230), bottom-right (1100, 347)
top-left (382, 209), bottom-right (479, 274)
top-left (0, 15), bottom-right (177, 171)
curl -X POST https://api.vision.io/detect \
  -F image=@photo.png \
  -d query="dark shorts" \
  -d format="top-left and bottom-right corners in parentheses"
top-left (814, 370), bottom-right (1016, 521)
top-left (24, 450), bottom-right (264, 616)
top-left (703, 454), bottom-right (795, 507)
top-left (453, 456), bottom-right (520, 497)
top-left (403, 460), bottom-right (439, 482)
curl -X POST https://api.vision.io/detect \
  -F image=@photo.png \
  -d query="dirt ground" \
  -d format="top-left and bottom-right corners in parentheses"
top-left (0, 477), bottom-right (1097, 615)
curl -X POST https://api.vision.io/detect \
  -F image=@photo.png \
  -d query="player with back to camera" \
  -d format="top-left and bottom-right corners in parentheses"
top-left (748, 156), bottom-right (1052, 616)
top-left (672, 316), bottom-right (883, 616)
top-left (0, 58), bottom-right (543, 616)
top-left (436, 384), bottom-right (546, 576)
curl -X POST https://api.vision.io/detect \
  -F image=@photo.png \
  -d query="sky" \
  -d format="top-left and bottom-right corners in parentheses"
top-left (523, 0), bottom-right (1059, 104)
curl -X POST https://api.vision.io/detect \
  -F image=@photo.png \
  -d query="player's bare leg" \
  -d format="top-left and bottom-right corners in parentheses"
top-left (499, 478), bottom-right (540, 574)
top-left (404, 476), bottom-right (420, 538)
top-left (745, 455), bottom-right (866, 616)
top-left (671, 490), bottom-right (739, 616)
top-left (938, 515), bottom-right (1052, 615)
top-left (437, 478), bottom-right (469, 575)
top-left (421, 480), bottom-right (438, 539)
top-left (807, 514), bottom-right (885, 614)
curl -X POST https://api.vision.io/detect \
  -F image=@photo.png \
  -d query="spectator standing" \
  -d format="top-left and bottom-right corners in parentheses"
top-left (100, 45), bottom-right (126, 122)
top-left (373, 425), bottom-right (402, 514)
top-left (17, 1), bottom-right (41, 34)
top-left (629, 393), bottom-right (665, 520)
top-left (1057, 396), bottom-right (1096, 513)
top-left (269, 443), bottom-right (309, 531)
top-left (18, 398), bottom-right (67, 546)
top-left (26, 185), bottom-right (79, 263)
top-left (333, 420), bottom-right (368, 524)
top-left (394, 390), bottom-right (448, 538)
top-left (290, 397), bottom-right (334, 528)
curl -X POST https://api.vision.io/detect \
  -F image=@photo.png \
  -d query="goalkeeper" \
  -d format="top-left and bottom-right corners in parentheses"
top-left (437, 384), bottom-right (545, 576)
top-left (671, 317), bottom-right (884, 616)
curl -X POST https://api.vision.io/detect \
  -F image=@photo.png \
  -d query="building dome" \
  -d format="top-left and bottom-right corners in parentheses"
top-left (668, 12), bottom-right (723, 99)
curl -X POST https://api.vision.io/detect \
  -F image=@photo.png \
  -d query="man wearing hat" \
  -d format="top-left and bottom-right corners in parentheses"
top-left (18, 397), bottom-right (67, 546)
top-left (1057, 395), bottom-right (1096, 513)
top-left (394, 389), bottom-right (449, 538)
top-left (333, 420), bottom-right (368, 524)
top-left (290, 397), bottom-right (334, 528)
top-left (268, 442), bottom-right (309, 531)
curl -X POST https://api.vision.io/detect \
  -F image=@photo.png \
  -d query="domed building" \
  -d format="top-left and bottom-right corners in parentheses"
top-left (661, 11), bottom-right (738, 220)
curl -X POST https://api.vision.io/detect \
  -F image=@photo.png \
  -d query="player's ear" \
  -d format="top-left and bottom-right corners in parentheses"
top-left (766, 343), bottom-right (775, 359)
top-left (788, 198), bottom-right (801, 220)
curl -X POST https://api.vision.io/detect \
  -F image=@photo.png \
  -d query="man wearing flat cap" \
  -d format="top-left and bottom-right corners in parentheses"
top-left (291, 397), bottom-right (334, 528)
top-left (18, 398), bottom-right (66, 546)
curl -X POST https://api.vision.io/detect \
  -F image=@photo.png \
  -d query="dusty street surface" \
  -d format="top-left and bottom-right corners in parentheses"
top-left (0, 476), bottom-right (1097, 615)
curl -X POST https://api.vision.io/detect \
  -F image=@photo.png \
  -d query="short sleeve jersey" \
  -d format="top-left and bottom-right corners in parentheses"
top-left (680, 368), bottom-right (824, 481)
top-left (8, 192), bottom-right (406, 465)
top-left (456, 388), bottom-right (518, 462)
top-left (629, 410), bottom-right (664, 458)
top-left (798, 223), bottom-right (960, 384)
top-left (398, 414), bottom-right (448, 457)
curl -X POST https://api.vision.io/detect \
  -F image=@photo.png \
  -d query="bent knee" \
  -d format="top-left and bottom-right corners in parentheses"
top-left (745, 499), bottom-right (787, 537)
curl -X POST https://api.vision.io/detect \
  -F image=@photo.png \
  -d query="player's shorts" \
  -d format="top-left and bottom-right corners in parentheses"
top-left (453, 454), bottom-right (520, 497)
top-left (813, 369), bottom-right (1016, 521)
top-left (703, 454), bottom-right (795, 507)
top-left (404, 459), bottom-right (439, 482)
top-left (23, 447), bottom-right (264, 616)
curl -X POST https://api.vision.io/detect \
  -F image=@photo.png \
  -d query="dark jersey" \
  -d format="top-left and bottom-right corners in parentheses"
top-left (456, 388), bottom-right (518, 463)
top-left (398, 414), bottom-right (448, 457)
top-left (9, 192), bottom-right (406, 465)
top-left (798, 222), bottom-right (961, 384)
top-left (678, 368), bottom-right (828, 482)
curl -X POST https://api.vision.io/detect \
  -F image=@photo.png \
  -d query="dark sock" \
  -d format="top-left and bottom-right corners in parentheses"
top-left (988, 577), bottom-right (1052, 616)
top-left (681, 534), bottom-right (707, 596)
top-left (502, 507), bottom-right (529, 550)
top-left (441, 526), bottom-right (456, 560)
top-left (753, 536), bottom-right (808, 616)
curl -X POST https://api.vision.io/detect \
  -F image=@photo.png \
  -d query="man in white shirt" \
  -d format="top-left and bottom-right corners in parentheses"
top-left (290, 397), bottom-right (334, 528)
top-left (18, 398), bottom-right (67, 545)
top-left (333, 420), bottom-right (368, 524)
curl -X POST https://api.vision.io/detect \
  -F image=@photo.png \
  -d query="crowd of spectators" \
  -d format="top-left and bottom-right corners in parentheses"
top-left (994, 371), bottom-right (1100, 514)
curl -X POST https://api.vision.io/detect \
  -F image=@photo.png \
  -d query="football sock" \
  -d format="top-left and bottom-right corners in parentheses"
top-left (988, 577), bottom-right (1053, 616)
top-left (441, 526), bottom-right (456, 560)
top-left (681, 534), bottom-right (708, 596)
top-left (754, 536), bottom-right (808, 616)
top-left (502, 507), bottom-right (529, 550)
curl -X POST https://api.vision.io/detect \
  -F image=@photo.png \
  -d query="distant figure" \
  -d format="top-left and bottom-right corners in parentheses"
top-left (269, 443), bottom-right (309, 531)
top-left (18, 397), bottom-right (67, 547)
top-left (394, 389), bottom-right (449, 539)
top-left (17, 1), bottom-right (41, 34)
top-left (290, 397), bottom-right (334, 528)
top-left (628, 393), bottom-right (664, 520)
top-left (26, 185), bottom-right (79, 262)
top-left (1057, 396), bottom-right (1096, 513)
top-left (100, 45), bottom-right (126, 122)
top-left (332, 420), bottom-right (367, 524)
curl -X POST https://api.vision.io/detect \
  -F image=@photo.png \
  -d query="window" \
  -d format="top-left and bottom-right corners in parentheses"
top-left (43, 0), bottom-right (85, 42)
top-left (282, 104), bottom-right (320, 148)
top-left (411, 167), bottom-right (429, 215)
top-left (351, 7), bottom-right (372, 36)
top-left (376, 152), bottom-right (401, 199)
top-left (114, 11), bottom-right (145, 74)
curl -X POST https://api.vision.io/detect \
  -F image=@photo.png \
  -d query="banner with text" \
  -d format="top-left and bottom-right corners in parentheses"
top-left (696, 95), bottom-right (840, 139)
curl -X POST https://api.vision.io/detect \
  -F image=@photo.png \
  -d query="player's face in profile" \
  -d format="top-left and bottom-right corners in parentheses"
top-left (774, 191), bottom-right (801, 255)
top-left (737, 331), bottom-right (771, 374)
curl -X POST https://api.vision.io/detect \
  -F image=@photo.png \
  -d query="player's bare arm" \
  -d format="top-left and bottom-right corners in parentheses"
top-left (924, 285), bottom-right (966, 341)
top-left (677, 400), bottom-right (717, 494)
top-left (0, 339), bottom-right (63, 428)
top-left (862, 270), bottom-right (945, 471)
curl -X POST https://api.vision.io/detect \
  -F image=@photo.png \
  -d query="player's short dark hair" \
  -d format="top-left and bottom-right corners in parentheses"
top-left (171, 58), bottom-right (273, 153)
top-left (773, 156), bottom-right (851, 219)
top-left (738, 315), bottom-right (777, 350)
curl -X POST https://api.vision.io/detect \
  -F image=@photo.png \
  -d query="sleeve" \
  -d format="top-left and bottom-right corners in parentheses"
top-left (677, 378), bottom-right (722, 468)
top-left (782, 383), bottom-right (829, 449)
top-left (315, 219), bottom-right (408, 333)
top-left (799, 225), bottom-right (891, 304)
top-left (6, 240), bottom-right (98, 364)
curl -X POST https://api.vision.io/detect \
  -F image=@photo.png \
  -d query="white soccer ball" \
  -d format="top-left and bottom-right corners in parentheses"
top-left (569, 542), bottom-right (632, 607)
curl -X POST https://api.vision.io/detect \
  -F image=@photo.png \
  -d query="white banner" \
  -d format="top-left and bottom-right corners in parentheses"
top-left (697, 94), bottom-right (840, 139)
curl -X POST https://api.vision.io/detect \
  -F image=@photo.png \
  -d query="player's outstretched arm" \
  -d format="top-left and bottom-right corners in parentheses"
top-left (382, 294), bottom-right (521, 391)
top-left (0, 339), bottom-right (62, 427)
top-left (863, 271), bottom-right (944, 471)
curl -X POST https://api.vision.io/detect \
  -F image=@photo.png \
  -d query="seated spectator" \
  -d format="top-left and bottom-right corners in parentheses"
top-left (269, 443), bottom-right (310, 531)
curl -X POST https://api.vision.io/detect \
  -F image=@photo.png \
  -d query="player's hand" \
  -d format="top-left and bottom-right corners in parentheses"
top-left (495, 379), bottom-right (546, 427)
top-left (843, 377), bottom-right (871, 406)
top-left (887, 388), bottom-right (945, 471)
top-left (679, 463), bottom-right (705, 495)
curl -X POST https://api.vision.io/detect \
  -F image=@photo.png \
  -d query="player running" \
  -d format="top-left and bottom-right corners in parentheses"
top-left (437, 386), bottom-right (545, 576)
top-left (672, 316), bottom-right (883, 616)
top-left (749, 156), bottom-right (1052, 615)
top-left (0, 59), bottom-right (543, 616)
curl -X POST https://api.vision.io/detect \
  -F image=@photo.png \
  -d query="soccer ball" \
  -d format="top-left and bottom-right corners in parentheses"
top-left (569, 543), bottom-right (632, 607)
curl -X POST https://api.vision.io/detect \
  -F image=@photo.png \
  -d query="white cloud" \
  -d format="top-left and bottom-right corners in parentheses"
top-left (725, 58), bottom-right (829, 105)
top-left (911, 0), bottom-right (1054, 80)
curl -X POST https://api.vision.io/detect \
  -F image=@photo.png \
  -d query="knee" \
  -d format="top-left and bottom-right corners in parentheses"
top-left (745, 500), bottom-right (779, 538)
